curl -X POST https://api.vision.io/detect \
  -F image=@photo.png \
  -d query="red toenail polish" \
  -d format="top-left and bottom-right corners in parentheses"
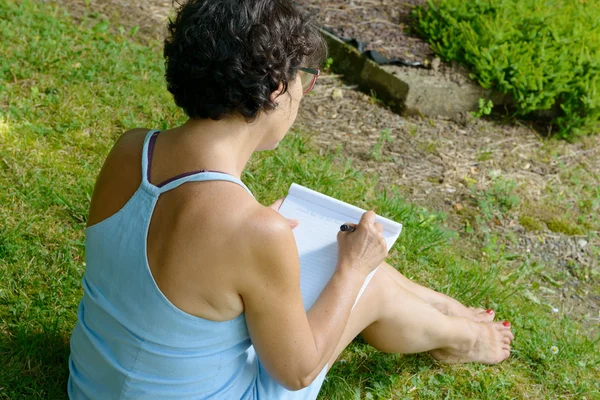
top-left (486, 309), bottom-right (494, 314)
top-left (503, 321), bottom-right (511, 327)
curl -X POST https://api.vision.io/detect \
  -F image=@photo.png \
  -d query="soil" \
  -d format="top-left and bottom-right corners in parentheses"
top-left (296, 0), bottom-right (433, 64)
top-left (43, 0), bottom-right (600, 336)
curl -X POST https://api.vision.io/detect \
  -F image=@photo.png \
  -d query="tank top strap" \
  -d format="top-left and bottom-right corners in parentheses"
top-left (158, 171), bottom-right (254, 197)
top-left (141, 129), bottom-right (161, 191)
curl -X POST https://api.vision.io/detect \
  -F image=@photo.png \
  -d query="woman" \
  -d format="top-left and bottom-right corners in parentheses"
top-left (68, 0), bottom-right (514, 398)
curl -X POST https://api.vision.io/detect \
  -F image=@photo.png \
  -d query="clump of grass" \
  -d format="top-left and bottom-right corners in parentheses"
top-left (370, 129), bottom-right (393, 161)
top-left (519, 215), bottom-right (545, 232)
top-left (476, 150), bottom-right (493, 162)
top-left (0, 1), bottom-right (598, 399)
top-left (546, 217), bottom-right (585, 236)
top-left (470, 176), bottom-right (520, 222)
top-left (417, 140), bottom-right (439, 155)
top-left (520, 202), bottom-right (586, 236)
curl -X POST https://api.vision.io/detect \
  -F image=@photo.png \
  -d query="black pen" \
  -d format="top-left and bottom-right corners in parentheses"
top-left (340, 224), bottom-right (356, 232)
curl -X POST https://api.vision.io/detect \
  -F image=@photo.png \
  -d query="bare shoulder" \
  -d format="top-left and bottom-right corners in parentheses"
top-left (235, 205), bottom-right (301, 288)
top-left (113, 127), bottom-right (153, 151)
top-left (246, 206), bottom-right (294, 241)
top-left (86, 128), bottom-right (152, 227)
top-left (98, 128), bottom-right (152, 168)
top-left (245, 206), bottom-right (296, 253)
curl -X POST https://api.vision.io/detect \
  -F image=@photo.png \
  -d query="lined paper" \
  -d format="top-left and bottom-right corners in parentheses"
top-left (279, 184), bottom-right (403, 310)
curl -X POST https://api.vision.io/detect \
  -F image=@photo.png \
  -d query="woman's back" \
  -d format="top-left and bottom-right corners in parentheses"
top-left (85, 128), bottom-right (258, 323)
top-left (69, 129), bottom-right (262, 398)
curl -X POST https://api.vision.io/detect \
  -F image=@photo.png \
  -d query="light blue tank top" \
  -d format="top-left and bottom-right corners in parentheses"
top-left (68, 130), bottom-right (327, 399)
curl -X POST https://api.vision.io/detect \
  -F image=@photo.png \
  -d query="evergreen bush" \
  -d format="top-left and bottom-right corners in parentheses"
top-left (414, 0), bottom-right (600, 139)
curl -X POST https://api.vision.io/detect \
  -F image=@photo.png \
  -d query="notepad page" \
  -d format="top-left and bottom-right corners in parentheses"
top-left (287, 184), bottom-right (402, 248)
top-left (278, 184), bottom-right (402, 310)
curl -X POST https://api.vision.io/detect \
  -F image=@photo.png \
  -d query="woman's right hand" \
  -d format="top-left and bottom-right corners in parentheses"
top-left (336, 210), bottom-right (388, 277)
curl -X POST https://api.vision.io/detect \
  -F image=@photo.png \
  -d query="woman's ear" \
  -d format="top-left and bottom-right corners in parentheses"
top-left (269, 82), bottom-right (284, 105)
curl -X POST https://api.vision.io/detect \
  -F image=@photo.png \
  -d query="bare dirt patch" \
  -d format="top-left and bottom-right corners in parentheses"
top-left (44, 0), bottom-right (600, 335)
top-left (296, 0), bottom-right (431, 64)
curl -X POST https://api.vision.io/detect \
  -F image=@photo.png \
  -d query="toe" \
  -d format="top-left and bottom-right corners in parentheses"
top-left (504, 329), bottom-right (515, 341)
top-left (495, 322), bottom-right (514, 336)
top-left (483, 309), bottom-right (495, 319)
top-left (475, 308), bottom-right (495, 322)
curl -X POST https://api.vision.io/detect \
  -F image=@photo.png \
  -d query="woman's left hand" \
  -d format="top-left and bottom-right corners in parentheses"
top-left (268, 197), bottom-right (299, 229)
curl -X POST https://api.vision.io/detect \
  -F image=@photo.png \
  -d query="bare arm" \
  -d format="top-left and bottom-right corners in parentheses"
top-left (238, 209), bottom-right (387, 390)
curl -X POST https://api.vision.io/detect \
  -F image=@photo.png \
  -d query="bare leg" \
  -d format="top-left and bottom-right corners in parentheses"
top-left (380, 262), bottom-right (495, 322)
top-left (326, 266), bottom-right (513, 369)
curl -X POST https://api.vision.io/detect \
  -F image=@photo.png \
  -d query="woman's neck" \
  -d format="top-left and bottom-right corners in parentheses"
top-left (165, 117), bottom-right (265, 179)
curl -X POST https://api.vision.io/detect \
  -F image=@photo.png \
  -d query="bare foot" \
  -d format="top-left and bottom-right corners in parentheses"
top-left (467, 307), bottom-right (496, 322)
top-left (433, 302), bottom-right (495, 322)
top-left (430, 319), bottom-right (514, 365)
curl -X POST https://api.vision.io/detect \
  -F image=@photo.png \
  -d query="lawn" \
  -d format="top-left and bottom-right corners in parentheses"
top-left (0, 0), bottom-right (598, 398)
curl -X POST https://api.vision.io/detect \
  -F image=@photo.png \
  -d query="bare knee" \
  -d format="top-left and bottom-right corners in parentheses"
top-left (363, 267), bottom-right (398, 319)
top-left (357, 270), bottom-right (400, 338)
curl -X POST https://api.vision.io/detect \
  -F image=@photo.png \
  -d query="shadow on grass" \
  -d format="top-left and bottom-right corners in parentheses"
top-left (320, 336), bottom-right (437, 398)
top-left (0, 325), bottom-right (70, 399)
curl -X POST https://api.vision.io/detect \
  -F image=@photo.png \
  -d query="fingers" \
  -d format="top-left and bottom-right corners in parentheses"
top-left (360, 211), bottom-right (384, 237)
top-left (359, 210), bottom-right (376, 226)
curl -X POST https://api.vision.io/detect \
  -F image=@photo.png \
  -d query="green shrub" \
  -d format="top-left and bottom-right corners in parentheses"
top-left (414, 0), bottom-right (600, 139)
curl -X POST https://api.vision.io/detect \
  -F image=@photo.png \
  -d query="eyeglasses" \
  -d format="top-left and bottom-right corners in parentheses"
top-left (298, 67), bottom-right (320, 95)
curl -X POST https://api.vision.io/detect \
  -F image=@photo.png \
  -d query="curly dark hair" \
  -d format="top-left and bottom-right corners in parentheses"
top-left (163, 0), bottom-right (326, 121)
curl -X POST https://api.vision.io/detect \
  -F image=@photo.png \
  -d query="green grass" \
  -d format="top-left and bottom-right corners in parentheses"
top-left (473, 177), bottom-right (521, 221)
top-left (0, 0), bottom-right (599, 398)
top-left (370, 129), bottom-right (394, 161)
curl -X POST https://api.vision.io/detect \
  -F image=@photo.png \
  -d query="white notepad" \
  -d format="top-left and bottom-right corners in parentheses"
top-left (278, 183), bottom-right (403, 311)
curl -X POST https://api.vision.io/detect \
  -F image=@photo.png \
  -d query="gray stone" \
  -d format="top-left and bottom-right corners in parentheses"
top-left (320, 29), bottom-right (514, 119)
top-left (382, 65), bottom-right (505, 118)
